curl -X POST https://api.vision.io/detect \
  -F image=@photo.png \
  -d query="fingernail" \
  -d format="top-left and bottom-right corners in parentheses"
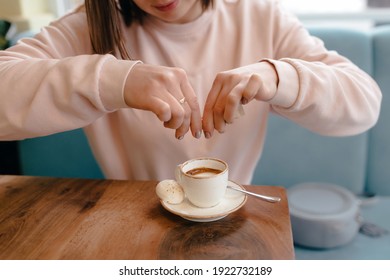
top-left (204, 132), bottom-right (211, 139)
top-left (241, 98), bottom-right (248, 105)
top-left (195, 131), bottom-right (202, 139)
top-left (177, 135), bottom-right (184, 140)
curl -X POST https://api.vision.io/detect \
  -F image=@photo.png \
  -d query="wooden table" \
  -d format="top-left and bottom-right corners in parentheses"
top-left (0, 175), bottom-right (294, 260)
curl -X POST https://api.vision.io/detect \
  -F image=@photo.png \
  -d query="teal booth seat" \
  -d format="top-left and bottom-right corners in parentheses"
top-left (19, 129), bottom-right (104, 179)
top-left (367, 26), bottom-right (390, 195)
top-left (16, 26), bottom-right (390, 259)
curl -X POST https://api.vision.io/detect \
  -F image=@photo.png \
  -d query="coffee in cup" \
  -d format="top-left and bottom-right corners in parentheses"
top-left (175, 157), bottom-right (228, 208)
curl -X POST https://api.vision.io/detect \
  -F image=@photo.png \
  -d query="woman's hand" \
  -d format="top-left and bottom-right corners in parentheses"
top-left (202, 61), bottom-right (279, 138)
top-left (124, 64), bottom-right (202, 140)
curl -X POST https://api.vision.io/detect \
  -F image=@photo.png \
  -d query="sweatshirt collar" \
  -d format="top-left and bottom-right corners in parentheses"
top-left (143, 4), bottom-right (215, 37)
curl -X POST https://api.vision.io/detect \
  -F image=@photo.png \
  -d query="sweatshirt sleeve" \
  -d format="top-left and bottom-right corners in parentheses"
top-left (261, 2), bottom-right (382, 137)
top-left (0, 11), bottom-right (140, 140)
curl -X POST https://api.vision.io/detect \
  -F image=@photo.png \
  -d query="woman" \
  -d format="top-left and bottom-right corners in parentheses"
top-left (0, 0), bottom-right (381, 183)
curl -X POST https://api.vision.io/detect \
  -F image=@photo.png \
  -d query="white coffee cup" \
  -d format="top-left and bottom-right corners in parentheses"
top-left (175, 157), bottom-right (228, 208)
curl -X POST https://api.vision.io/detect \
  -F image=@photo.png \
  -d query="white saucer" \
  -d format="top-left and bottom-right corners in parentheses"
top-left (160, 181), bottom-right (247, 222)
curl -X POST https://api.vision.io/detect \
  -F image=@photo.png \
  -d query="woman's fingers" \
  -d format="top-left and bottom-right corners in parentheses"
top-left (174, 102), bottom-right (192, 139)
top-left (202, 63), bottom-right (278, 138)
top-left (124, 64), bottom-right (202, 140)
top-left (203, 73), bottom-right (246, 137)
top-left (180, 77), bottom-right (202, 139)
top-left (223, 75), bottom-right (260, 122)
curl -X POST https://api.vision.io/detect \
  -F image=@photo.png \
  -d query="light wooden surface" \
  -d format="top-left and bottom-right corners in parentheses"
top-left (0, 175), bottom-right (294, 260)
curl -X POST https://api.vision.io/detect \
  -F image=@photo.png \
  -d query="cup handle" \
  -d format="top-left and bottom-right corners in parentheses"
top-left (175, 164), bottom-right (182, 184)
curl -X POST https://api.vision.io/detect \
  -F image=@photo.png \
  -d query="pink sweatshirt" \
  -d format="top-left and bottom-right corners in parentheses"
top-left (0, 0), bottom-right (381, 183)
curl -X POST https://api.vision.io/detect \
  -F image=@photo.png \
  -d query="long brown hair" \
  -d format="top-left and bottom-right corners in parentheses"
top-left (85, 0), bottom-right (213, 60)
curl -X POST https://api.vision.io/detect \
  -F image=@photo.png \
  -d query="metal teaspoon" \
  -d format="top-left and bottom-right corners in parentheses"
top-left (227, 185), bottom-right (281, 203)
